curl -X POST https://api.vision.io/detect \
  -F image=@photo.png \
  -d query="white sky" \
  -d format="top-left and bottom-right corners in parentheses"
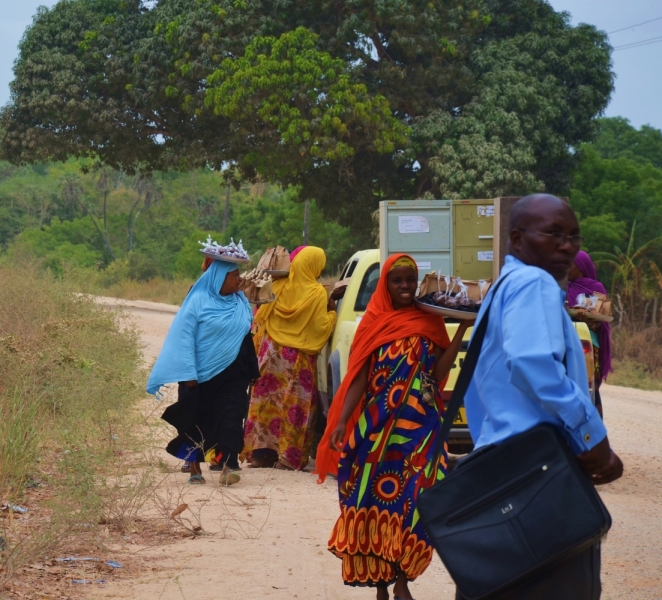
top-left (1, 0), bottom-right (661, 130)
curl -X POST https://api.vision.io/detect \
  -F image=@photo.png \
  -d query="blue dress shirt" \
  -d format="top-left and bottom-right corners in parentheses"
top-left (464, 256), bottom-right (607, 454)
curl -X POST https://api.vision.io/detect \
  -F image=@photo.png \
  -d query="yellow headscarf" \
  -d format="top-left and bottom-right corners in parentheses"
top-left (256, 246), bottom-right (337, 355)
top-left (389, 256), bottom-right (417, 271)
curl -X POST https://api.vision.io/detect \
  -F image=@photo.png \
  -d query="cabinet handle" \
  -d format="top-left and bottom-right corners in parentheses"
top-left (478, 235), bottom-right (494, 240)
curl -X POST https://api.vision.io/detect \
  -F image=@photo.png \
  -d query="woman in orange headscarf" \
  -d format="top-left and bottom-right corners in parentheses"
top-left (317, 254), bottom-right (469, 600)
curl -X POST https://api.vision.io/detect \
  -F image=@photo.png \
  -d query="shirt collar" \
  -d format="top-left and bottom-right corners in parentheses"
top-left (502, 255), bottom-right (566, 299)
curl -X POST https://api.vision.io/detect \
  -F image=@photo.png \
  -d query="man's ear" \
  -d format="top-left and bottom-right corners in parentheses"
top-left (509, 229), bottom-right (523, 253)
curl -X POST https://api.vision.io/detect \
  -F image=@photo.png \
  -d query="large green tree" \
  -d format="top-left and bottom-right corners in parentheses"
top-left (1, 0), bottom-right (614, 242)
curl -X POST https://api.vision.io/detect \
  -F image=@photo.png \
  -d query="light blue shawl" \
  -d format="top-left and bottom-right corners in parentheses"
top-left (146, 260), bottom-right (253, 396)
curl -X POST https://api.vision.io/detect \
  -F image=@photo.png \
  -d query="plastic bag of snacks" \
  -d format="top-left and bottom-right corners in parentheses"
top-left (199, 236), bottom-right (249, 260)
top-left (571, 292), bottom-right (612, 317)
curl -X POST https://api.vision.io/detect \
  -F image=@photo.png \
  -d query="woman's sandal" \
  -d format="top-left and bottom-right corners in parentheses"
top-left (218, 472), bottom-right (241, 486)
top-left (273, 461), bottom-right (294, 471)
top-left (188, 474), bottom-right (206, 485)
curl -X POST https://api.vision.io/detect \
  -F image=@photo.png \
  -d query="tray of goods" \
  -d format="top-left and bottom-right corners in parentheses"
top-left (415, 274), bottom-right (493, 321)
top-left (264, 270), bottom-right (289, 278)
top-left (567, 292), bottom-right (613, 322)
top-left (239, 269), bottom-right (274, 304)
top-left (199, 236), bottom-right (251, 263)
top-left (257, 246), bottom-right (290, 276)
top-left (415, 295), bottom-right (480, 321)
top-left (252, 293), bottom-right (276, 305)
top-left (567, 308), bottom-right (613, 323)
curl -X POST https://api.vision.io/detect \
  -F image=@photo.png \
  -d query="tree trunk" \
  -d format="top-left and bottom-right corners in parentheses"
top-left (76, 198), bottom-right (115, 260)
top-left (127, 194), bottom-right (143, 252)
top-left (102, 190), bottom-right (116, 259)
top-left (222, 181), bottom-right (231, 232)
top-left (303, 198), bottom-right (310, 245)
top-left (654, 296), bottom-right (659, 327)
top-left (616, 294), bottom-right (624, 328)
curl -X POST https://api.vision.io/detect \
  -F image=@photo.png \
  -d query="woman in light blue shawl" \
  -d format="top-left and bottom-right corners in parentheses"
top-left (148, 260), bottom-right (259, 484)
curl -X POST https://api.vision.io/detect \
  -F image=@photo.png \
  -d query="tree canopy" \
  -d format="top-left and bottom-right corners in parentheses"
top-left (569, 118), bottom-right (662, 313)
top-left (1, 0), bottom-right (614, 242)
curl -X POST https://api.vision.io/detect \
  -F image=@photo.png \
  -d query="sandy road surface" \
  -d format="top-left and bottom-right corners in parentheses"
top-left (97, 298), bottom-right (662, 600)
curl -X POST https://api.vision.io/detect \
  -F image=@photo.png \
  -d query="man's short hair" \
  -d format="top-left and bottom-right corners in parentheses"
top-left (509, 194), bottom-right (565, 232)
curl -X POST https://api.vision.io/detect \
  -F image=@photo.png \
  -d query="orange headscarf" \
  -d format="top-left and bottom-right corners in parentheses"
top-left (315, 253), bottom-right (451, 482)
top-left (202, 256), bottom-right (215, 272)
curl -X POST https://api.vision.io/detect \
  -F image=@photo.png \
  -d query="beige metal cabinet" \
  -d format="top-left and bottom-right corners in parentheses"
top-left (453, 199), bottom-right (494, 280)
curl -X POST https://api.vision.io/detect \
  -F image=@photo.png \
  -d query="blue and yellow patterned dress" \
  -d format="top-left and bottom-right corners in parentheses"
top-left (328, 335), bottom-right (447, 586)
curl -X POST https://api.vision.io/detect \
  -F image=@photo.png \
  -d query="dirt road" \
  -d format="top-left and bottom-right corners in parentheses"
top-left (97, 298), bottom-right (662, 600)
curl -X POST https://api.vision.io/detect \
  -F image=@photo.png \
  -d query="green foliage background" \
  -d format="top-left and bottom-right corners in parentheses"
top-left (0, 0), bottom-right (615, 246)
top-left (570, 119), bottom-right (662, 279)
top-left (2, 117), bottom-right (662, 303)
top-left (0, 161), bottom-right (354, 279)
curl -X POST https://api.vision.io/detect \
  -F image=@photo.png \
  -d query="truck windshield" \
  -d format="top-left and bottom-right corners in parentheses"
top-left (354, 263), bottom-right (380, 312)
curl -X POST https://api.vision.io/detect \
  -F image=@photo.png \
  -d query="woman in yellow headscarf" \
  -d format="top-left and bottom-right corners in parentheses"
top-left (243, 246), bottom-right (337, 470)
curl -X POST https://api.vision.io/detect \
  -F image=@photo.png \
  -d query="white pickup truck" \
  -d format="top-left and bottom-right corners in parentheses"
top-left (314, 249), bottom-right (596, 455)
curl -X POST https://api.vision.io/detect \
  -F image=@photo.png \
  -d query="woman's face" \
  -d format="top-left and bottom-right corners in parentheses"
top-left (220, 269), bottom-right (242, 296)
top-left (387, 266), bottom-right (418, 309)
top-left (568, 263), bottom-right (583, 281)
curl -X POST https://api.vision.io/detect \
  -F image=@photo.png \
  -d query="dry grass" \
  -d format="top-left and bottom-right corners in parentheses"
top-left (98, 277), bottom-right (193, 306)
top-left (97, 273), bottom-right (337, 307)
top-left (0, 264), bottom-right (147, 584)
top-left (609, 326), bottom-right (662, 391)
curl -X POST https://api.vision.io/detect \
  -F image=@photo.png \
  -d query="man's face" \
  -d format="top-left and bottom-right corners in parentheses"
top-left (509, 203), bottom-right (581, 281)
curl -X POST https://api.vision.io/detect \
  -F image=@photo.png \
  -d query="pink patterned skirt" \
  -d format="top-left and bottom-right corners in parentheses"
top-left (242, 333), bottom-right (319, 470)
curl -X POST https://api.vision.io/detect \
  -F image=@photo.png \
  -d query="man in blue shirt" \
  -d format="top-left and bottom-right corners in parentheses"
top-left (458, 194), bottom-right (623, 600)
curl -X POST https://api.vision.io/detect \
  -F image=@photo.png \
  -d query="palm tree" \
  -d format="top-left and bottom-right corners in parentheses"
top-left (592, 221), bottom-right (662, 325)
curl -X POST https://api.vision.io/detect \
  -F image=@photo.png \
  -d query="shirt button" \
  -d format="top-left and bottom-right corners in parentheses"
top-left (584, 433), bottom-right (591, 442)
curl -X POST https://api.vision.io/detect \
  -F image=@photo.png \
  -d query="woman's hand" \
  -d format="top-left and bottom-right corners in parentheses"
top-left (184, 380), bottom-right (198, 388)
top-left (327, 297), bottom-right (337, 312)
top-left (330, 423), bottom-right (347, 451)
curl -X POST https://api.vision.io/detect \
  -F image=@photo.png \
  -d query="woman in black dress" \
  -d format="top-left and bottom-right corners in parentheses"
top-left (147, 259), bottom-right (258, 484)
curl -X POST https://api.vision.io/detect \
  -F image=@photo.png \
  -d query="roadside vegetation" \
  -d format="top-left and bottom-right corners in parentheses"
top-left (0, 264), bottom-right (148, 581)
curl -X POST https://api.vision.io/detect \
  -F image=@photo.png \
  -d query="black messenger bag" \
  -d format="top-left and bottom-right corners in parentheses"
top-left (417, 275), bottom-right (611, 600)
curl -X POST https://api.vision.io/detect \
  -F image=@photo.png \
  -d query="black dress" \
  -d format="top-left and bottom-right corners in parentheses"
top-left (162, 333), bottom-right (260, 464)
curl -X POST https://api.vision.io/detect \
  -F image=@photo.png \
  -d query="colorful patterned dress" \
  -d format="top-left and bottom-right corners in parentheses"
top-left (328, 336), bottom-right (447, 586)
top-left (242, 331), bottom-right (320, 470)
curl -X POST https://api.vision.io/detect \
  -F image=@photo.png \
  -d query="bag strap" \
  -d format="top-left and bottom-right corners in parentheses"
top-left (434, 272), bottom-right (512, 459)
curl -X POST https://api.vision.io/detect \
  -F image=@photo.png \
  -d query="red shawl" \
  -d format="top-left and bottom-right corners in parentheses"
top-left (315, 253), bottom-right (451, 482)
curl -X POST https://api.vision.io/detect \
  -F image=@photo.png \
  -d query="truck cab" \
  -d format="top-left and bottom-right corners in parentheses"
top-left (316, 250), bottom-right (596, 454)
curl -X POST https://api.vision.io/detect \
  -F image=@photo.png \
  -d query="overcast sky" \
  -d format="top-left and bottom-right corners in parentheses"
top-left (1, 1), bottom-right (661, 130)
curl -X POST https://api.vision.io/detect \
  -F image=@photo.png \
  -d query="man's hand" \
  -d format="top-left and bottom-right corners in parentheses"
top-left (576, 436), bottom-right (623, 485)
